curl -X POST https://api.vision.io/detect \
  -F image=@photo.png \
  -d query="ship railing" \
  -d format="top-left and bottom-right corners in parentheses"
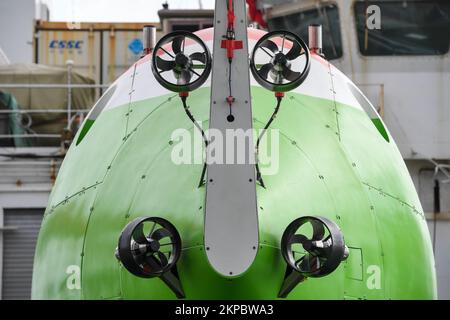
top-left (0, 82), bottom-right (109, 143)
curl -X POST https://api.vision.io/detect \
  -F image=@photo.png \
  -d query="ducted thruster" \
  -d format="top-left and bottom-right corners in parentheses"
top-left (250, 30), bottom-right (311, 93)
top-left (151, 31), bottom-right (212, 93)
top-left (279, 216), bottom-right (349, 298)
top-left (116, 216), bottom-right (185, 298)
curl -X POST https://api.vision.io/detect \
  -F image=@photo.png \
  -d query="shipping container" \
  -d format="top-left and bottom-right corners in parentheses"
top-left (34, 21), bottom-right (163, 87)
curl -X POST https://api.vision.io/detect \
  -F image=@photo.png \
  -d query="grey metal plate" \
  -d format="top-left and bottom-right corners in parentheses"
top-left (204, 0), bottom-right (259, 277)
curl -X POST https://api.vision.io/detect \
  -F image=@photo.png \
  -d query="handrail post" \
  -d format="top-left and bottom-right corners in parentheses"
top-left (66, 60), bottom-right (74, 129)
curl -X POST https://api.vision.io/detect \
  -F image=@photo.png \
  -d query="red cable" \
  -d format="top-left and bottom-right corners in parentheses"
top-left (221, 0), bottom-right (243, 60)
top-left (227, 0), bottom-right (235, 30)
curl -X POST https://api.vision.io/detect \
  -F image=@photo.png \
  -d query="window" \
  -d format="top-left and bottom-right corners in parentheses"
top-left (171, 24), bottom-right (202, 32)
top-left (168, 20), bottom-right (214, 33)
top-left (354, 0), bottom-right (450, 56)
top-left (268, 3), bottom-right (343, 60)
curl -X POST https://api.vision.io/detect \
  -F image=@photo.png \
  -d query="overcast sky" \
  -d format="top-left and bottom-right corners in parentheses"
top-left (39, 0), bottom-right (215, 22)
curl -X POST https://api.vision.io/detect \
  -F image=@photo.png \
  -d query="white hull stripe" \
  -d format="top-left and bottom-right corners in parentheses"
top-left (88, 28), bottom-right (368, 121)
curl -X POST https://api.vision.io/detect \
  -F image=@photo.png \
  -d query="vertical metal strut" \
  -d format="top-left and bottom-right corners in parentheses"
top-left (204, 0), bottom-right (259, 277)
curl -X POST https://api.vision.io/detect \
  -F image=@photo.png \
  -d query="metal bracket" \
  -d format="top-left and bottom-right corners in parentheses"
top-left (278, 265), bottom-right (307, 298)
top-left (147, 256), bottom-right (185, 299)
top-left (204, 0), bottom-right (259, 277)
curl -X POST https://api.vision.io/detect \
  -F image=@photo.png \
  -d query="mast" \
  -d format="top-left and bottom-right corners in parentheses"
top-left (204, 0), bottom-right (259, 277)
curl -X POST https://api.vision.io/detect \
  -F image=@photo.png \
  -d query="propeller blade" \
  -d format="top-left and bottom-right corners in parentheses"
top-left (190, 52), bottom-right (206, 63)
top-left (258, 63), bottom-right (274, 79)
top-left (133, 252), bottom-right (146, 265)
top-left (260, 39), bottom-right (279, 54)
top-left (285, 41), bottom-right (301, 60)
top-left (292, 233), bottom-right (320, 252)
top-left (282, 67), bottom-right (301, 81)
top-left (289, 234), bottom-right (309, 245)
top-left (172, 36), bottom-right (184, 54)
top-left (151, 228), bottom-right (171, 241)
top-left (177, 70), bottom-right (192, 85)
top-left (311, 220), bottom-right (326, 241)
top-left (307, 255), bottom-right (321, 272)
top-left (156, 56), bottom-right (175, 71)
top-left (296, 254), bottom-right (309, 271)
top-left (157, 252), bottom-right (169, 267)
top-left (132, 223), bottom-right (149, 245)
top-left (297, 254), bottom-right (320, 272)
top-left (144, 255), bottom-right (163, 273)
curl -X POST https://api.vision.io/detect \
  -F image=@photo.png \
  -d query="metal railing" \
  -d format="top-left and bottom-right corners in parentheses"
top-left (0, 84), bottom-right (108, 89)
top-left (0, 109), bottom-right (91, 114)
top-left (0, 80), bottom-right (109, 143)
